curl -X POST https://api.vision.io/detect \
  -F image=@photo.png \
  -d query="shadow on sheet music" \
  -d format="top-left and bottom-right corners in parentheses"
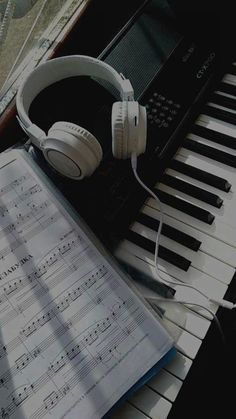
top-left (0, 180), bottom-right (176, 419)
top-left (0, 199), bottom-right (117, 418)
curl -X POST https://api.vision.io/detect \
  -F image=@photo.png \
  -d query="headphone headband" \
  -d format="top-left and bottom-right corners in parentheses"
top-left (16, 55), bottom-right (134, 131)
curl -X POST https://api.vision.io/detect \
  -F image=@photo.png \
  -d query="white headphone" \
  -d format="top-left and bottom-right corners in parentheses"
top-left (16, 55), bottom-right (147, 180)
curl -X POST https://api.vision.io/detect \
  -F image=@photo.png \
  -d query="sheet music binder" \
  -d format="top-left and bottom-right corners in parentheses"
top-left (0, 148), bottom-right (176, 419)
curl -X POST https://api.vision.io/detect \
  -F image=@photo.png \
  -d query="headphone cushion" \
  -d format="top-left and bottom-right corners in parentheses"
top-left (49, 121), bottom-right (103, 161)
top-left (46, 121), bottom-right (103, 178)
top-left (112, 101), bottom-right (146, 159)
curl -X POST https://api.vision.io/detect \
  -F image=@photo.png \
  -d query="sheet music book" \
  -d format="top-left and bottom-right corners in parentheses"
top-left (0, 148), bottom-right (175, 419)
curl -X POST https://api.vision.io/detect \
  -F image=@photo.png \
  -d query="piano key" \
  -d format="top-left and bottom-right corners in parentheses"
top-left (157, 183), bottom-right (236, 246)
top-left (164, 351), bottom-right (192, 381)
top-left (196, 114), bottom-right (236, 138)
top-left (192, 123), bottom-right (236, 150)
top-left (209, 91), bottom-right (236, 111)
top-left (161, 173), bottom-right (223, 208)
top-left (163, 319), bottom-right (202, 359)
top-left (160, 170), bottom-right (236, 232)
top-left (147, 289), bottom-right (210, 340)
top-left (147, 369), bottom-right (182, 402)
top-left (130, 221), bottom-right (234, 284)
top-left (218, 81), bottom-right (236, 97)
top-left (146, 192), bottom-right (236, 250)
top-left (187, 132), bottom-right (236, 157)
top-left (115, 244), bottom-right (219, 320)
top-left (117, 239), bottom-right (227, 302)
top-left (154, 188), bottom-right (215, 224)
top-left (207, 101), bottom-right (236, 116)
top-left (128, 386), bottom-right (172, 419)
top-left (110, 402), bottom-right (150, 418)
top-left (223, 73), bottom-right (236, 86)
top-left (166, 167), bottom-right (232, 210)
top-left (202, 103), bottom-right (236, 125)
top-left (125, 229), bottom-right (191, 271)
top-left (136, 211), bottom-right (201, 251)
top-left (141, 204), bottom-right (236, 268)
top-left (175, 151), bottom-right (236, 192)
top-left (228, 64), bottom-right (236, 76)
top-left (182, 137), bottom-right (236, 168)
top-left (170, 158), bottom-right (231, 192)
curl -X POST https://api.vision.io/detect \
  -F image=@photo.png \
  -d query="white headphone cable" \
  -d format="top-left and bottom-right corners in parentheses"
top-left (131, 152), bottom-right (234, 310)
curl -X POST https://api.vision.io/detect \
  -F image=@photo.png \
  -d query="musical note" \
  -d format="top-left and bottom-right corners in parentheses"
top-left (15, 353), bottom-right (31, 370)
top-left (50, 357), bottom-right (66, 373)
top-left (44, 391), bottom-right (59, 410)
top-left (12, 386), bottom-right (29, 406)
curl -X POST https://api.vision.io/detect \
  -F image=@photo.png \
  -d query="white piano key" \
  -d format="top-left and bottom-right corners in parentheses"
top-left (128, 386), bottom-right (172, 419)
top-left (159, 301), bottom-right (210, 340)
top-left (196, 114), bottom-right (236, 138)
top-left (110, 402), bottom-right (150, 418)
top-left (163, 318), bottom-right (202, 359)
top-left (223, 73), bottom-right (236, 86)
top-left (215, 90), bottom-right (236, 100)
top-left (141, 204), bottom-right (236, 268)
top-left (131, 221), bottom-right (234, 284)
top-left (207, 101), bottom-right (236, 115)
top-left (147, 369), bottom-right (182, 402)
top-left (164, 351), bottom-right (192, 381)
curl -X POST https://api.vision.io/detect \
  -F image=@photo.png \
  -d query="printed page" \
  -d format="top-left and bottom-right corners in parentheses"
top-left (0, 150), bottom-right (173, 419)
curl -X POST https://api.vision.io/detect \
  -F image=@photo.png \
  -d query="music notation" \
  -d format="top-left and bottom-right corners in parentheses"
top-left (0, 150), bottom-right (173, 419)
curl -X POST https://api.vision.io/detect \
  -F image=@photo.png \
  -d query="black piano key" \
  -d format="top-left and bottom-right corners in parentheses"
top-left (136, 212), bottom-right (201, 251)
top-left (125, 230), bottom-right (191, 271)
top-left (183, 137), bottom-right (236, 168)
top-left (203, 104), bottom-right (236, 126)
top-left (161, 173), bottom-right (223, 208)
top-left (218, 81), bottom-right (236, 97)
top-left (170, 159), bottom-right (231, 192)
top-left (209, 92), bottom-right (236, 112)
top-left (228, 64), bottom-right (236, 76)
top-left (123, 263), bottom-right (176, 298)
top-left (192, 124), bottom-right (236, 150)
top-left (154, 188), bottom-right (215, 225)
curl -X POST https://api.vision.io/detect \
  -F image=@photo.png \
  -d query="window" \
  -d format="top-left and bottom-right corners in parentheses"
top-left (0, 0), bottom-right (89, 116)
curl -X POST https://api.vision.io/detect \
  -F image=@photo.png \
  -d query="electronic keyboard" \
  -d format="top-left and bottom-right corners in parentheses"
top-left (27, 1), bottom-right (236, 417)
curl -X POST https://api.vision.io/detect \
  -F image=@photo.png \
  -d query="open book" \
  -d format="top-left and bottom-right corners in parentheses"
top-left (0, 148), bottom-right (175, 419)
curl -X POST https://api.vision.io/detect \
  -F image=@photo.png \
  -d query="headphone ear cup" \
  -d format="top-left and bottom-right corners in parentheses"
top-left (112, 101), bottom-right (146, 159)
top-left (44, 121), bottom-right (103, 179)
